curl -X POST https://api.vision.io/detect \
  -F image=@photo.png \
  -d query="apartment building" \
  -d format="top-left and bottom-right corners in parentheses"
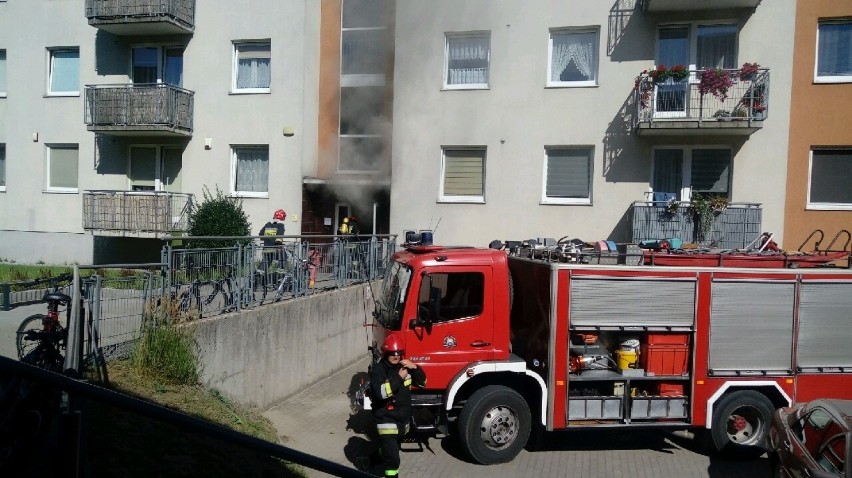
top-left (784, 1), bottom-right (852, 254)
top-left (0, 0), bottom-right (395, 265)
top-left (389, 0), bottom-right (795, 249)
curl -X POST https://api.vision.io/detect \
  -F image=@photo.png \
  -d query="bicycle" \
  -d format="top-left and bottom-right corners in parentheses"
top-left (1, 326), bottom-right (66, 470)
top-left (255, 258), bottom-right (309, 304)
top-left (202, 276), bottom-right (240, 312)
top-left (16, 291), bottom-right (71, 362)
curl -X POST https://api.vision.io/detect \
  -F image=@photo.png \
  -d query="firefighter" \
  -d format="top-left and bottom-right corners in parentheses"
top-left (357, 335), bottom-right (426, 477)
top-left (258, 209), bottom-right (287, 280)
top-left (338, 216), bottom-right (351, 235)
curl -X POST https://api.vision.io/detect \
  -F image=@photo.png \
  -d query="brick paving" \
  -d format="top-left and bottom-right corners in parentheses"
top-left (264, 358), bottom-right (772, 478)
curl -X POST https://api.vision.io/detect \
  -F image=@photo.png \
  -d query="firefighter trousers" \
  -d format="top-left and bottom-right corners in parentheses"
top-left (373, 420), bottom-right (409, 477)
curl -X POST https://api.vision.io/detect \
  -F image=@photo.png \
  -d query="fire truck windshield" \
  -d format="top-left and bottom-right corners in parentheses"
top-left (375, 260), bottom-right (411, 329)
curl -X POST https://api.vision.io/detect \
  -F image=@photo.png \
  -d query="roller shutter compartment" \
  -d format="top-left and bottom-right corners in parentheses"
top-left (569, 277), bottom-right (696, 328)
top-left (797, 283), bottom-right (852, 370)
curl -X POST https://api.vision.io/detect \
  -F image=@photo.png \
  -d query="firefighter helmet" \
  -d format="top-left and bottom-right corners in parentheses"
top-left (273, 209), bottom-right (287, 220)
top-left (342, 217), bottom-right (349, 224)
top-left (381, 335), bottom-right (404, 356)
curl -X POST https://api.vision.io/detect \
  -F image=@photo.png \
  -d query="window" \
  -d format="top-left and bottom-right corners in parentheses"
top-left (132, 46), bottom-right (184, 86)
top-left (48, 48), bottom-right (79, 96)
top-left (817, 20), bottom-right (852, 82)
top-left (46, 144), bottom-right (78, 192)
top-left (341, 0), bottom-right (388, 87)
top-left (0, 144), bottom-right (5, 191)
top-left (417, 272), bottom-right (485, 323)
top-left (129, 146), bottom-right (182, 192)
top-left (809, 149), bottom-right (852, 209)
top-left (440, 148), bottom-right (485, 202)
top-left (548, 29), bottom-right (599, 87)
top-left (233, 42), bottom-right (270, 93)
top-left (651, 147), bottom-right (730, 201)
top-left (542, 147), bottom-right (593, 204)
top-left (444, 33), bottom-right (490, 89)
top-left (0, 50), bottom-right (6, 97)
top-left (657, 23), bottom-right (737, 70)
top-left (231, 146), bottom-right (269, 196)
top-left (339, 86), bottom-right (385, 172)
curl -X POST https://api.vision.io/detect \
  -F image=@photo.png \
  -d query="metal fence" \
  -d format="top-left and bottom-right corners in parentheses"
top-left (634, 67), bottom-right (769, 126)
top-left (57, 236), bottom-right (394, 364)
top-left (85, 0), bottom-right (196, 28)
top-left (631, 201), bottom-right (762, 249)
top-left (84, 83), bottom-right (194, 134)
top-left (82, 190), bottom-right (194, 234)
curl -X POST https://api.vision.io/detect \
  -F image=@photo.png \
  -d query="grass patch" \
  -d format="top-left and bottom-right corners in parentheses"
top-left (82, 313), bottom-right (306, 477)
top-left (84, 360), bottom-right (306, 478)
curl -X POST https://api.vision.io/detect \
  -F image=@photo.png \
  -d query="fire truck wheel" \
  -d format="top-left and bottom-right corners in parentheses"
top-left (710, 390), bottom-right (774, 459)
top-left (458, 385), bottom-right (531, 465)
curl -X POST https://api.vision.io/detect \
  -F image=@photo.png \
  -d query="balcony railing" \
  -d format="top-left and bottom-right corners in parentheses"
top-left (633, 68), bottom-right (769, 136)
top-left (640, 0), bottom-right (762, 13)
top-left (85, 84), bottom-right (193, 136)
top-left (83, 190), bottom-right (194, 235)
top-left (85, 0), bottom-right (195, 35)
top-left (631, 200), bottom-right (762, 249)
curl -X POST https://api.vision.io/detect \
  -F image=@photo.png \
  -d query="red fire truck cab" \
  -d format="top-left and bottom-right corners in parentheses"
top-left (362, 243), bottom-right (852, 465)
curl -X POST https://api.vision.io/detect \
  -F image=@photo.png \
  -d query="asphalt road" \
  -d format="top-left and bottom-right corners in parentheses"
top-left (0, 303), bottom-right (44, 359)
top-left (264, 358), bottom-right (773, 478)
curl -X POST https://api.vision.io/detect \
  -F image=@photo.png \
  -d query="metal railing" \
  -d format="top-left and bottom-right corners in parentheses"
top-left (85, 83), bottom-right (194, 134)
top-left (85, 0), bottom-right (195, 30)
top-left (634, 68), bottom-right (769, 128)
top-left (82, 190), bottom-right (194, 234)
top-left (631, 201), bottom-right (762, 249)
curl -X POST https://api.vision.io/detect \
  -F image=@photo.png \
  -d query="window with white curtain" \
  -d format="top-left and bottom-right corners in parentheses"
top-left (233, 42), bottom-right (271, 93)
top-left (542, 147), bottom-right (593, 204)
top-left (808, 149), bottom-right (852, 209)
top-left (816, 20), bottom-right (852, 83)
top-left (231, 146), bottom-right (269, 196)
top-left (440, 147), bottom-right (485, 202)
top-left (0, 50), bottom-right (6, 97)
top-left (548, 29), bottom-right (599, 87)
top-left (48, 48), bottom-right (79, 95)
top-left (0, 144), bottom-right (6, 191)
top-left (652, 147), bottom-right (730, 201)
top-left (46, 144), bottom-right (79, 192)
top-left (696, 24), bottom-right (736, 69)
top-left (444, 33), bottom-right (490, 89)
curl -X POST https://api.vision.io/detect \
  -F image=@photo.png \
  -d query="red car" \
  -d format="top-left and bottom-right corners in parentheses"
top-left (769, 399), bottom-right (851, 478)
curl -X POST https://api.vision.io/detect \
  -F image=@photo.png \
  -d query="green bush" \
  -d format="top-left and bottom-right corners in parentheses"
top-left (132, 315), bottom-right (199, 386)
top-left (187, 185), bottom-right (251, 249)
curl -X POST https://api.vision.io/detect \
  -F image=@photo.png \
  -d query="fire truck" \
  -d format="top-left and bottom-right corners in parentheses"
top-left (361, 238), bottom-right (852, 465)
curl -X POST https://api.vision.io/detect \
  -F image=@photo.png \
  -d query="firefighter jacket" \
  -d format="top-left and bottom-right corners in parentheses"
top-left (369, 359), bottom-right (427, 423)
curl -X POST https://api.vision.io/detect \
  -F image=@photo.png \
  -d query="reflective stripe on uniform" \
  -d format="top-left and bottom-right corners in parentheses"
top-left (384, 469), bottom-right (399, 477)
top-left (381, 380), bottom-right (393, 399)
top-left (377, 423), bottom-right (399, 435)
top-left (403, 376), bottom-right (412, 387)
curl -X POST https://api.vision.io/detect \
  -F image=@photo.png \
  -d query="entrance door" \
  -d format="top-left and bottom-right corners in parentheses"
top-left (655, 26), bottom-right (689, 118)
top-left (129, 146), bottom-right (183, 192)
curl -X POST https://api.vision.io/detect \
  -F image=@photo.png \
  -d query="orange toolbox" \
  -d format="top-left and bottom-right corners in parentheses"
top-left (645, 333), bottom-right (690, 346)
top-left (657, 383), bottom-right (685, 396)
top-left (640, 343), bottom-right (689, 376)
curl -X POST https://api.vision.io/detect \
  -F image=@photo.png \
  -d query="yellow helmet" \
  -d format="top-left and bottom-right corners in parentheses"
top-left (342, 217), bottom-right (349, 223)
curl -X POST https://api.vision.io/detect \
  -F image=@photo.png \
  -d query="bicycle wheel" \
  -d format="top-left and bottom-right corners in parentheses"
top-left (16, 315), bottom-right (47, 360)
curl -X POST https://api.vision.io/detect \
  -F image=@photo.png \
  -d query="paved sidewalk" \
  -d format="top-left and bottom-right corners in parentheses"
top-left (264, 358), bottom-right (772, 478)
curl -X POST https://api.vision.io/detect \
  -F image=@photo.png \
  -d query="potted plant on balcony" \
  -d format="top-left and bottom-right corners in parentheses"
top-left (690, 193), bottom-right (727, 242)
top-left (738, 62), bottom-right (761, 82)
top-left (698, 68), bottom-right (735, 102)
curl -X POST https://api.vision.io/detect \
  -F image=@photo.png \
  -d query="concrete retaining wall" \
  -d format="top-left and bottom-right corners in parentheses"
top-left (190, 283), bottom-right (376, 409)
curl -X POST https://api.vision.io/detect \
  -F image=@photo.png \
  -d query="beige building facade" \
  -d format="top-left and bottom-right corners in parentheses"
top-left (389, 0), bottom-right (795, 249)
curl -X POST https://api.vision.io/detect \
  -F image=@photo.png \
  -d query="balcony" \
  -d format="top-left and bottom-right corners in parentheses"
top-left (640, 0), bottom-right (762, 13)
top-left (631, 200), bottom-right (762, 249)
top-left (85, 84), bottom-right (193, 137)
top-left (85, 0), bottom-right (195, 35)
top-left (83, 190), bottom-right (194, 236)
top-left (633, 67), bottom-right (769, 136)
